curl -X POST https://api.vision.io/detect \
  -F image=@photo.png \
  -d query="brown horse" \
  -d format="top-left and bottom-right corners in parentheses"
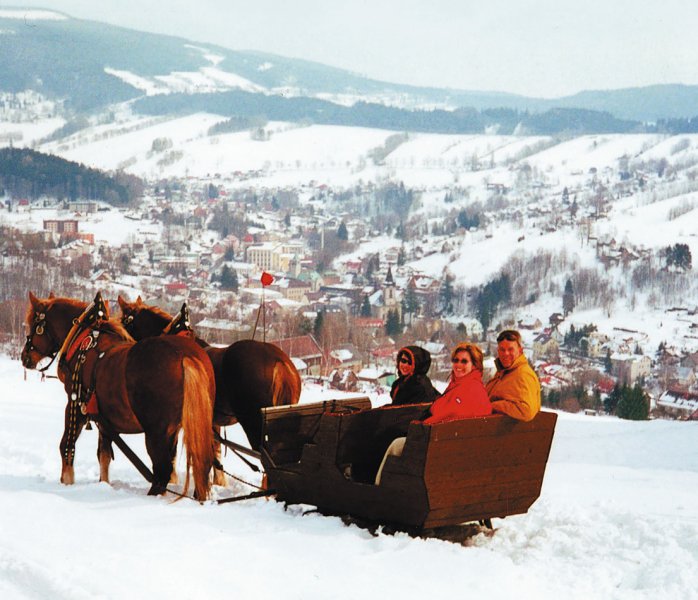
top-left (118, 296), bottom-right (301, 451)
top-left (21, 292), bottom-right (216, 500)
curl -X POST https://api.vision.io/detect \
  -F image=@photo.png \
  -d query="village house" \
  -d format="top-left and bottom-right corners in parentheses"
top-left (43, 219), bottom-right (79, 238)
top-left (193, 317), bottom-right (252, 345)
top-left (611, 353), bottom-right (652, 385)
top-left (272, 334), bottom-right (325, 376)
top-left (356, 366), bottom-right (394, 389)
top-left (533, 332), bottom-right (560, 361)
top-left (327, 344), bottom-right (364, 373)
top-left (406, 274), bottom-right (440, 315)
top-left (580, 331), bottom-right (611, 358)
top-left (270, 277), bottom-right (312, 303)
top-left (656, 389), bottom-right (698, 419)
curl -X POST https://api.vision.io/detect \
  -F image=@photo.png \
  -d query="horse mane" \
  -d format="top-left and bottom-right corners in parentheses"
top-left (140, 303), bottom-right (173, 323)
top-left (99, 318), bottom-right (135, 341)
top-left (58, 311), bottom-right (134, 358)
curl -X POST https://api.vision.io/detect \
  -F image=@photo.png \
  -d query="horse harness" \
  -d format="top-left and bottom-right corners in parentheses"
top-left (57, 310), bottom-right (109, 467)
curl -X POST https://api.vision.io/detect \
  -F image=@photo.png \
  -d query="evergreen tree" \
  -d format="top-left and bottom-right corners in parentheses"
top-left (664, 243), bottom-right (693, 271)
top-left (404, 285), bottom-right (419, 317)
top-left (219, 265), bottom-right (239, 291)
top-left (439, 274), bottom-right (455, 315)
top-left (604, 383), bottom-right (623, 415)
top-left (604, 348), bottom-right (613, 374)
top-left (360, 295), bottom-right (372, 317)
top-left (313, 311), bottom-right (325, 338)
top-left (563, 278), bottom-right (575, 316)
top-left (397, 246), bottom-right (406, 267)
top-left (473, 274), bottom-right (511, 334)
top-left (457, 209), bottom-right (480, 230)
top-left (616, 383), bottom-right (649, 420)
top-left (385, 309), bottom-right (401, 336)
top-left (337, 221), bottom-right (348, 241)
top-left (544, 389), bottom-right (561, 408)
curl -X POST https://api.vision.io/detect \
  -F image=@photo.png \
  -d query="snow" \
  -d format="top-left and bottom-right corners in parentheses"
top-left (1, 353), bottom-right (697, 599)
top-left (0, 205), bottom-right (161, 247)
top-left (0, 10), bottom-right (66, 21)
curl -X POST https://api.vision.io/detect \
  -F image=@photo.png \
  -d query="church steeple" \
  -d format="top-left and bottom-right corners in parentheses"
top-left (385, 265), bottom-right (394, 285)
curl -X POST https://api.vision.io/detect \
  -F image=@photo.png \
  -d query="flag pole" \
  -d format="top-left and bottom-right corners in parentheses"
top-left (262, 285), bottom-right (266, 342)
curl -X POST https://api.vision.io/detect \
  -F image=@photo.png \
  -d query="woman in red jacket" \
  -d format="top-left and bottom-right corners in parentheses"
top-left (422, 342), bottom-right (492, 424)
top-left (375, 343), bottom-right (491, 484)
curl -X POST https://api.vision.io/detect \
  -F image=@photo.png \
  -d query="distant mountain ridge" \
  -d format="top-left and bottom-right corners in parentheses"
top-left (2, 10), bottom-right (698, 128)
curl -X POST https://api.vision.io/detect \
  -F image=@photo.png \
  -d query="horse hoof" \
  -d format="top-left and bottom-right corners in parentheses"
top-left (61, 466), bottom-right (75, 485)
top-left (212, 471), bottom-right (227, 487)
top-left (147, 484), bottom-right (167, 496)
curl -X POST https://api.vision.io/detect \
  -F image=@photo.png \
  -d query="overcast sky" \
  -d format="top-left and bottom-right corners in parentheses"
top-left (6, 0), bottom-right (698, 98)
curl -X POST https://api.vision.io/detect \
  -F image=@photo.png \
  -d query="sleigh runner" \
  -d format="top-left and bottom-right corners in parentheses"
top-left (260, 398), bottom-right (557, 531)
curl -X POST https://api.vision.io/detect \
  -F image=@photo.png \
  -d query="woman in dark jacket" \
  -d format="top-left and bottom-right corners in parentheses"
top-left (390, 345), bottom-right (439, 405)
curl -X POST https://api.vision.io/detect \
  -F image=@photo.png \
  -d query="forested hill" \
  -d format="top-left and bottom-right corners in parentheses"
top-left (0, 148), bottom-right (143, 205)
top-left (135, 92), bottom-right (641, 136)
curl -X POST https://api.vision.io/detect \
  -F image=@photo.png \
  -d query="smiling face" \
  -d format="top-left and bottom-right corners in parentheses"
top-left (451, 350), bottom-right (473, 378)
top-left (398, 353), bottom-right (414, 376)
top-left (497, 339), bottom-right (523, 369)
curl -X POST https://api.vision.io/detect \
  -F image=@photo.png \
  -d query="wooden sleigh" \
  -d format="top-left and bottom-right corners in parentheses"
top-left (260, 398), bottom-right (557, 532)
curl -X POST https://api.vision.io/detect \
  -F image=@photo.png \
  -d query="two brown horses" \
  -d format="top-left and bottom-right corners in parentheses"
top-left (21, 292), bottom-right (215, 500)
top-left (117, 296), bottom-right (301, 451)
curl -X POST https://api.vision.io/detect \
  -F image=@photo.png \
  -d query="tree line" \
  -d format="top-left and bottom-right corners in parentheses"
top-left (136, 91), bottom-right (642, 136)
top-left (0, 148), bottom-right (142, 205)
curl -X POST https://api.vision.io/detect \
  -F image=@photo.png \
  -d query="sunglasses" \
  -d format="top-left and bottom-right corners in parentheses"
top-left (399, 357), bottom-right (412, 365)
top-left (451, 357), bottom-right (471, 365)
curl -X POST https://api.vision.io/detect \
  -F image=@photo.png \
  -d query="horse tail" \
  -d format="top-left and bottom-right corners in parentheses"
top-left (181, 356), bottom-right (215, 501)
top-left (270, 358), bottom-right (301, 407)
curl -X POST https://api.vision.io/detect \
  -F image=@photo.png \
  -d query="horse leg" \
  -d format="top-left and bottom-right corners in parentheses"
top-left (97, 432), bottom-right (114, 484)
top-left (144, 431), bottom-right (177, 496)
top-left (212, 425), bottom-right (227, 487)
top-left (59, 403), bottom-right (87, 485)
top-left (169, 458), bottom-right (179, 485)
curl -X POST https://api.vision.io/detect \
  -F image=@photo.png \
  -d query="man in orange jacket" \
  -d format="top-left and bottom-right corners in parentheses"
top-left (486, 330), bottom-right (541, 421)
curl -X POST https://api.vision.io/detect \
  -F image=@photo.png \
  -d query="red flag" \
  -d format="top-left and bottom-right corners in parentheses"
top-left (261, 272), bottom-right (274, 287)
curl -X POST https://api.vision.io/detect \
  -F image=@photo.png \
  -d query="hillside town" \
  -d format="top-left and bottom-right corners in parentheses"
top-left (2, 157), bottom-right (697, 421)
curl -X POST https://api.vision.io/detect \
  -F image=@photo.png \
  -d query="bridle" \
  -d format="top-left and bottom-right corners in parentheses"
top-left (23, 310), bottom-right (63, 373)
top-left (121, 311), bottom-right (136, 336)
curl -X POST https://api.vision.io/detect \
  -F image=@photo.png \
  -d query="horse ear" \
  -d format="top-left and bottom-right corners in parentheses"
top-left (117, 295), bottom-right (125, 309)
top-left (48, 291), bottom-right (56, 299)
top-left (29, 291), bottom-right (40, 308)
top-left (136, 296), bottom-right (143, 306)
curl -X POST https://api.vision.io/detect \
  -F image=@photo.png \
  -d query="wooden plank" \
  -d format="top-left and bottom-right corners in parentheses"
top-left (425, 461), bottom-right (548, 490)
top-left (423, 496), bottom-right (536, 529)
top-left (426, 477), bottom-right (544, 509)
top-left (428, 411), bottom-right (557, 442)
top-left (262, 397), bottom-right (371, 420)
top-left (424, 431), bottom-right (554, 472)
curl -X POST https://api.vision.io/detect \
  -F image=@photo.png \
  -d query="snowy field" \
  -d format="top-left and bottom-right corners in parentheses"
top-left (1, 354), bottom-right (696, 600)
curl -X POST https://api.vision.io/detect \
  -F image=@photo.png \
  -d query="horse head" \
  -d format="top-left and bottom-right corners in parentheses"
top-left (118, 295), bottom-right (172, 340)
top-left (22, 292), bottom-right (87, 370)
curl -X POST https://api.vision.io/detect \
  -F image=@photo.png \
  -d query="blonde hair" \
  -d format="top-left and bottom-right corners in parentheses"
top-left (451, 342), bottom-right (484, 372)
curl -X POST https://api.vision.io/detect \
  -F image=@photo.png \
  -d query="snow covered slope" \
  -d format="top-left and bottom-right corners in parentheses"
top-left (1, 355), bottom-right (696, 599)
